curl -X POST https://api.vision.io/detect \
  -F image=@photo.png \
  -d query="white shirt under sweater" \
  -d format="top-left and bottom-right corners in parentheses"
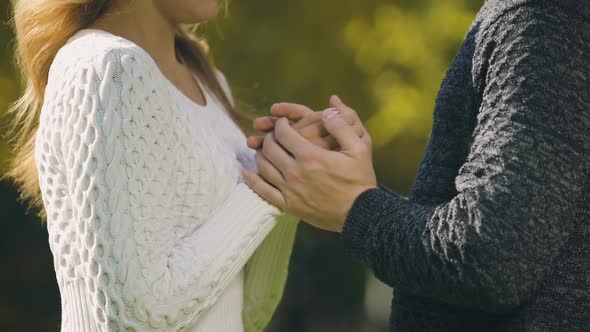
top-left (35, 29), bottom-right (298, 332)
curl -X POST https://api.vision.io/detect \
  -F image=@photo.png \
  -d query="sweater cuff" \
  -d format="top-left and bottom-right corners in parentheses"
top-left (341, 187), bottom-right (410, 259)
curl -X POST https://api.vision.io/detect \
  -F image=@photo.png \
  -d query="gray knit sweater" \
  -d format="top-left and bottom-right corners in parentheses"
top-left (342, 0), bottom-right (590, 331)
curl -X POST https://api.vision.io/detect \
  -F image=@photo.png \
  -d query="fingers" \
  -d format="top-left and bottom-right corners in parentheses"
top-left (329, 95), bottom-right (370, 145)
top-left (252, 103), bottom-right (316, 135)
top-left (274, 118), bottom-right (319, 158)
top-left (297, 113), bottom-right (364, 139)
top-left (321, 110), bottom-right (363, 153)
top-left (330, 95), bottom-right (364, 130)
top-left (329, 105), bottom-right (360, 132)
top-left (251, 120), bottom-right (363, 151)
top-left (309, 135), bottom-right (339, 150)
top-left (294, 107), bottom-right (351, 135)
top-left (255, 150), bottom-right (285, 188)
top-left (249, 131), bottom-right (339, 151)
top-left (329, 95), bottom-right (345, 108)
top-left (271, 103), bottom-right (314, 122)
top-left (251, 98), bottom-right (366, 152)
top-left (361, 131), bottom-right (373, 147)
top-left (292, 111), bottom-right (323, 130)
top-left (297, 120), bottom-right (329, 141)
top-left (289, 106), bottom-right (363, 151)
top-left (243, 170), bottom-right (286, 209)
top-left (352, 122), bottom-right (365, 139)
top-left (262, 131), bottom-right (295, 173)
top-left (247, 136), bottom-right (264, 149)
top-left (253, 116), bottom-right (277, 133)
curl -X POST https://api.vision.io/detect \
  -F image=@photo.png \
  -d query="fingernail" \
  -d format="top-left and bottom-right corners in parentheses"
top-left (333, 95), bottom-right (344, 105)
top-left (323, 108), bottom-right (339, 120)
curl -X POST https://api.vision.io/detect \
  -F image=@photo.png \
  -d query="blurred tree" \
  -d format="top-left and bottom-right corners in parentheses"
top-left (0, 0), bottom-right (18, 172)
top-left (345, 1), bottom-right (476, 147)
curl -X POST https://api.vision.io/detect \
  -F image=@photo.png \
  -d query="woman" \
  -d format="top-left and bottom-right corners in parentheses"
top-left (7, 0), bottom-right (303, 331)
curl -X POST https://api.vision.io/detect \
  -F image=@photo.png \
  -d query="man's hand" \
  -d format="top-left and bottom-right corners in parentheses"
top-left (247, 103), bottom-right (315, 149)
top-left (247, 96), bottom-right (365, 151)
top-left (243, 99), bottom-right (377, 233)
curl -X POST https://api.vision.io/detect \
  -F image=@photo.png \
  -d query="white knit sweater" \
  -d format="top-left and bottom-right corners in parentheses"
top-left (35, 29), bottom-right (298, 332)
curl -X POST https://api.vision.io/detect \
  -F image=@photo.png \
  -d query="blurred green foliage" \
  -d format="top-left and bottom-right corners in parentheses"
top-left (345, 1), bottom-right (475, 147)
top-left (0, 0), bottom-right (18, 171)
top-left (0, 0), bottom-right (483, 331)
top-left (203, 0), bottom-right (483, 191)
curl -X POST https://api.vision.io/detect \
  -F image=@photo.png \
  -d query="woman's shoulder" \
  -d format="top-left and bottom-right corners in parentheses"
top-left (43, 30), bottom-right (182, 135)
top-left (48, 29), bottom-right (159, 91)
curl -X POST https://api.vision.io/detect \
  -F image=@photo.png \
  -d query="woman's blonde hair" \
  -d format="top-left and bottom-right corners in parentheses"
top-left (6, 0), bottom-right (239, 217)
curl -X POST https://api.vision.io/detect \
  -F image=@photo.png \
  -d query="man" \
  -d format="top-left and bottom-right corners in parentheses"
top-left (244, 0), bottom-right (590, 331)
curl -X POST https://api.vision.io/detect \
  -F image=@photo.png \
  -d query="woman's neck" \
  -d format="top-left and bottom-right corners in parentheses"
top-left (88, 1), bottom-right (209, 107)
top-left (90, 1), bottom-right (177, 66)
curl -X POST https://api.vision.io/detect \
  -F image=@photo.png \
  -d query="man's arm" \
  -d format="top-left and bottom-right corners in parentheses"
top-left (247, 5), bottom-right (589, 314)
top-left (342, 6), bottom-right (589, 313)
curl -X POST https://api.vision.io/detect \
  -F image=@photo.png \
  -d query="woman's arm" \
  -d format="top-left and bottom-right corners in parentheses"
top-left (242, 213), bottom-right (299, 332)
top-left (214, 70), bottom-right (299, 331)
top-left (49, 49), bottom-right (283, 330)
top-left (342, 5), bottom-right (589, 313)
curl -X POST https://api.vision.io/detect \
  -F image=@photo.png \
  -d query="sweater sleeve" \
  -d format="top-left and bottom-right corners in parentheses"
top-left (243, 214), bottom-right (299, 332)
top-left (213, 69), bottom-right (299, 331)
top-left (342, 6), bottom-right (590, 313)
top-left (54, 49), bottom-right (284, 330)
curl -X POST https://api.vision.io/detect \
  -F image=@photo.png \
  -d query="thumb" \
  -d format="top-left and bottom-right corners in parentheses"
top-left (321, 109), bottom-right (362, 153)
top-left (329, 95), bottom-right (344, 108)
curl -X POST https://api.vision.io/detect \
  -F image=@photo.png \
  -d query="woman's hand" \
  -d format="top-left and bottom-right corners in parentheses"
top-left (247, 95), bottom-right (365, 151)
top-left (244, 100), bottom-right (377, 232)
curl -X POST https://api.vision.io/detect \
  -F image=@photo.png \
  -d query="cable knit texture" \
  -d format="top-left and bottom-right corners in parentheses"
top-left (35, 29), bottom-right (298, 332)
top-left (343, 0), bottom-right (589, 331)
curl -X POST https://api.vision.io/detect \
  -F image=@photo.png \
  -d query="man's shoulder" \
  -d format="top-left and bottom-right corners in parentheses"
top-left (477, 0), bottom-right (589, 29)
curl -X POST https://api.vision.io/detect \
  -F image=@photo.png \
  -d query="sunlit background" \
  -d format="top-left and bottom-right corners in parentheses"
top-left (0, 0), bottom-right (483, 331)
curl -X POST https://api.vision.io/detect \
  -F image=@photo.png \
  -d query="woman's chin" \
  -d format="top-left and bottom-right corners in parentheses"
top-left (165, 1), bottom-right (219, 25)
top-left (187, 2), bottom-right (220, 24)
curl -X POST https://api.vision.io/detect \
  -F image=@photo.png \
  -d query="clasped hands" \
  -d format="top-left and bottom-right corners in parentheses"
top-left (243, 95), bottom-right (377, 233)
